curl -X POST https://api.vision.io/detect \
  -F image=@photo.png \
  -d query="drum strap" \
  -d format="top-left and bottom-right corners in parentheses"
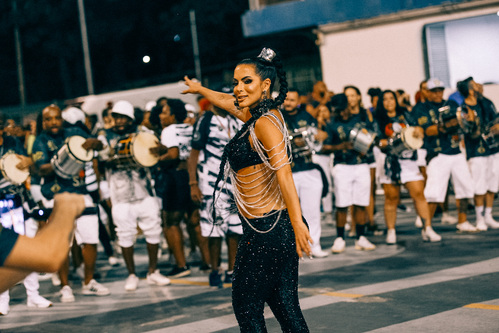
top-left (384, 154), bottom-right (401, 184)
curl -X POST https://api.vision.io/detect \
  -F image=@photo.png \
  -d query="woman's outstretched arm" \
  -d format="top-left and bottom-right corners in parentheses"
top-left (182, 76), bottom-right (250, 122)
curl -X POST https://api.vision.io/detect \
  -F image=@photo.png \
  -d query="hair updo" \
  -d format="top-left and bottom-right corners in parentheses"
top-left (236, 48), bottom-right (288, 110)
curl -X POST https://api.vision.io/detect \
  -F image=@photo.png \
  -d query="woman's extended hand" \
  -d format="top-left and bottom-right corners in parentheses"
top-left (294, 221), bottom-right (313, 258)
top-left (182, 76), bottom-right (202, 95)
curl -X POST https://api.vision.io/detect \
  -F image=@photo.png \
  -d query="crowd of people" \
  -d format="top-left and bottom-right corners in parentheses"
top-left (0, 71), bottom-right (498, 323)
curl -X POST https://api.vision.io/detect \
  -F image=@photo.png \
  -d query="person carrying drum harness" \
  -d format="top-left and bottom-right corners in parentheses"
top-left (322, 93), bottom-right (376, 254)
top-left (97, 100), bottom-right (170, 291)
top-left (31, 104), bottom-right (110, 303)
top-left (413, 78), bottom-right (477, 233)
top-left (281, 88), bottom-right (329, 258)
top-left (374, 90), bottom-right (441, 245)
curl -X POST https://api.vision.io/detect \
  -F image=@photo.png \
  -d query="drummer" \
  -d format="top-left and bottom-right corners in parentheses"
top-left (322, 93), bottom-right (376, 254)
top-left (31, 104), bottom-right (110, 302)
top-left (281, 88), bottom-right (329, 258)
top-left (458, 78), bottom-right (499, 230)
top-left (374, 90), bottom-right (441, 244)
top-left (0, 112), bottom-right (55, 314)
top-left (413, 78), bottom-right (477, 233)
top-left (97, 100), bottom-right (171, 291)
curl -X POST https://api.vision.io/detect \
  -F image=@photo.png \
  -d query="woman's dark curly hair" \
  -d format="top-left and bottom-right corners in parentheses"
top-left (211, 48), bottom-right (288, 224)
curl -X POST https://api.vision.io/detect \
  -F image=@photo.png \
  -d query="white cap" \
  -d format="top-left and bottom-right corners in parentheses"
top-left (426, 78), bottom-right (445, 90)
top-left (62, 107), bottom-right (86, 125)
top-left (185, 104), bottom-right (197, 113)
top-left (112, 100), bottom-right (135, 120)
top-left (144, 101), bottom-right (156, 112)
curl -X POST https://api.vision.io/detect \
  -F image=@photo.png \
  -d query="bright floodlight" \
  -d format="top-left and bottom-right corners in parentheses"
top-left (143, 55), bottom-right (151, 63)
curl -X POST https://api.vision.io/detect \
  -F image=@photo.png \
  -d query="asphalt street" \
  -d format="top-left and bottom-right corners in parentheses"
top-left (2, 194), bottom-right (499, 333)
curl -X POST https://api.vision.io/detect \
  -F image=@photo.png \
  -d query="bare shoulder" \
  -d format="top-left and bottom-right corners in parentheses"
top-left (254, 109), bottom-right (285, 143)
top-left (254, 109), bottom-right (284, 132)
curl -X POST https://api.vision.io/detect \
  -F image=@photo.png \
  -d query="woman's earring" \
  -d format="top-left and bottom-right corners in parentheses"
top-left (262, 90), bottom-right (268, 100)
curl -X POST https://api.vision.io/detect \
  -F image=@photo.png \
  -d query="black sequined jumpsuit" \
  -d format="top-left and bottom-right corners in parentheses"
top-left (227, 129), bottom-right (309, 332)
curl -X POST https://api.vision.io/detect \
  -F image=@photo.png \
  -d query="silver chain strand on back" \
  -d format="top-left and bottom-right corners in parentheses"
top-left (213, 110), bottom-right (293, 234)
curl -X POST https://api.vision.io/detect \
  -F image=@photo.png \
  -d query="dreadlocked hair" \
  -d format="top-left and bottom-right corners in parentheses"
top-left (210, 48), bottom-right (288, 224)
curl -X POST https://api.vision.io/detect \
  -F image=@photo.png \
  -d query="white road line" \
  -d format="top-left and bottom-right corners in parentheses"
top-left (147, 257), bottom-right (499, 332)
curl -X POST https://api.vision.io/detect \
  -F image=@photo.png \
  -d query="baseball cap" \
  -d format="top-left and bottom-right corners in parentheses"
top-left (426, 78), bottom-right (445, 90)
top-left (144, 101), bottom-right (156, 112)
top-left (62, 106), bottom-right (86, 125)
top-left (112, 100), bottom-right (135, 120)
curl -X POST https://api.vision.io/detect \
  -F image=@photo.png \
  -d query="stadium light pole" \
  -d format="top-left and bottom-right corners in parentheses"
top-left (189, 9), bottom-right (202, 82)
top-left (12, 0), bottom-right (26, 108)
top-left (77, 0), bottom-right (94, 95)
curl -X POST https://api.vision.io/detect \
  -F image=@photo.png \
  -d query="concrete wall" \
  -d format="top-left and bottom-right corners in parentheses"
top-left (319, 6), bottom-right (499, 108)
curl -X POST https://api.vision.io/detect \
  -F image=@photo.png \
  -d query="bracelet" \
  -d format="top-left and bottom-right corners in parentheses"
top-left (189, 181), bottom-right (198, 186)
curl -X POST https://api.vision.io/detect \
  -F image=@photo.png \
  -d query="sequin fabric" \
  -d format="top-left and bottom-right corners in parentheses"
top-left (232, 209), bottom-right (309, 332)
top-left (227, 128), bottom-right (263, 172)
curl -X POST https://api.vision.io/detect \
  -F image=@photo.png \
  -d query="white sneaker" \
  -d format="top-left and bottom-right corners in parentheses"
top-left (82, 279), bottom-right (111, 296)
top-left (355, 236), bottom-right (376, 251)
top-left (51, 274), bottom-right (61, 286)
top-left (27, 295), bottom-right (53, 308)
top-left (331, 237), bottom-right (346, 254)
top-left (125, 274), bottom-right (139, 291)
top-left (476, 218), bottom-right (488, 231)
top-left (484, 215), bottom-right (499, 229)
top-left (386, 229), bottom-right (397, 245)
top-left (456, 221), bottom-right (479, 233)
top-left (146, 270), bottom-right (171, 286)
top-left (0, 292), bottom-right (10, 316)
top-left (415, 216), bottom-right (423, 228)
top-left (60, 285), bottom-right (75, 303)
top-left (422, 226), bottom-right (442, 242)
top-left (311, 248), bottom-right (329, 258)
top-left (441, 212), bottom-right (458, 225)
top-left (108, 256), bottom-right (119, 266)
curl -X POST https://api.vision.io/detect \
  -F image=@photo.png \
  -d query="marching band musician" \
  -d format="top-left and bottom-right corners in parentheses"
top-left (282, 88), bottom-right (329, 258)
top-left (458, 78), bottom-right (499, 230)
top-left (151, 98), bottom-right (209, 279)
top-left (0, 112), bottom-right (53, 314)
top-left (413, 78), bottom-right (477, 233)
top-left (188, 89), bottom-right (244, 288)
top-left (322, 93), bottom-right (376, 254)
top-left (31, 105), bottom-right (110, 302)
top-left (374, 90), bottom-right (441, 245)
top-left (97, 100), bottom-right (171, 291)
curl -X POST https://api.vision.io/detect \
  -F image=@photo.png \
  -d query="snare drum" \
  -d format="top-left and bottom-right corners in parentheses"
top-left (0, 153), bottom-right (29, 185)
top-left (112, 132), bottom-right (159, 168)
top-left (52, 136), bottom-right (93, 179)
top-left (349, 125), bottom-right (377, 154)
top-left (387, 127), bottom-right (423, 156)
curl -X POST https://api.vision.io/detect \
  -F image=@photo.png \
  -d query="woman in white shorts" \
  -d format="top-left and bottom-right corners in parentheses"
top-left (375, 90), bottom-right (441, 244)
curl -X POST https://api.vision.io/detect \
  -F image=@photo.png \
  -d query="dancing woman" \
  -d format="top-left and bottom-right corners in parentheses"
top-left (183, 48), bottom-right (311, 332)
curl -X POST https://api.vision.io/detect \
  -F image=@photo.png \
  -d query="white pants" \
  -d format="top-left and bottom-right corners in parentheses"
top-left (332, 163), bottom-right (371, 208)
top-left (42, 194), bottom-right (99, 245)
top-left (312, 154), bottom-right (334, 213)
top-left (487, 152), bottom-right (499, 193)
top-left (293, 169), bottom-right (323, 252)
top-left (424, 153), bottom-right (474, 202)
top-left (112, 196), bottom-right (162, 248)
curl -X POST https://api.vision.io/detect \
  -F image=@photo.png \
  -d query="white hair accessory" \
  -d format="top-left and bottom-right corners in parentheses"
top-left (257, 48), bottom-right (276, 62)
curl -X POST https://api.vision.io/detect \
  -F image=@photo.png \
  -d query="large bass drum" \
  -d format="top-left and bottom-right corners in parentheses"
top-left (112, 132), bottom-right (159, 168)
top-left (51, 136), bottom-right (94, 179)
